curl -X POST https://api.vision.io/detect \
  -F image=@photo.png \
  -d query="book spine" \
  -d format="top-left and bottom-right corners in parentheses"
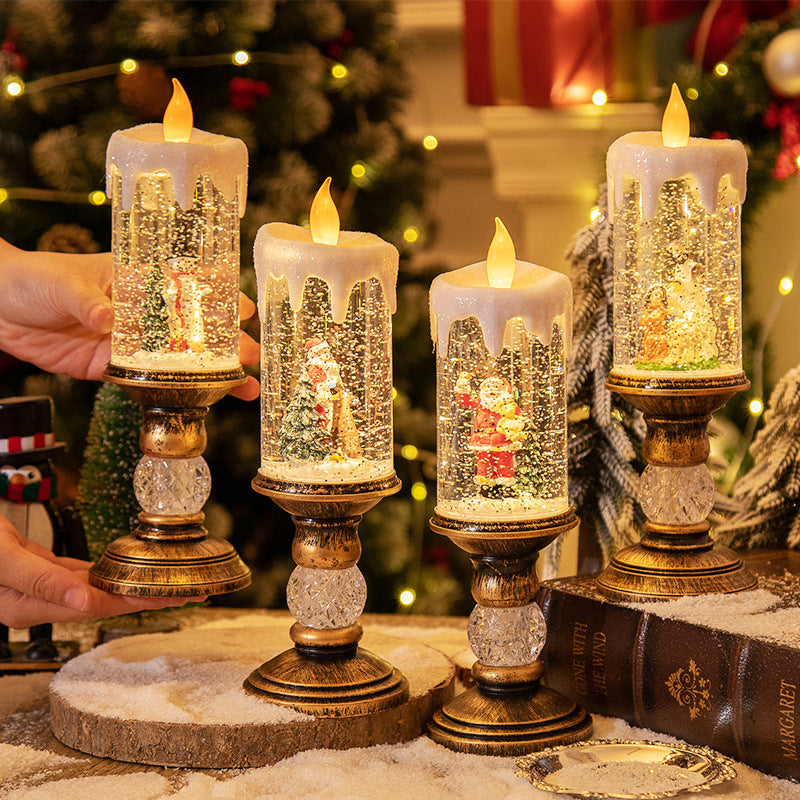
top-left (538, 581), bottom-right (800, 782)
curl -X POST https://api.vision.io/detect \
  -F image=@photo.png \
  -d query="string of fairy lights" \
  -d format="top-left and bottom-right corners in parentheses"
top-left (0, 49), bottom-right (439, 250)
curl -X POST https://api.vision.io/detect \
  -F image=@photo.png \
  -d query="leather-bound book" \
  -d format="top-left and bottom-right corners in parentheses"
top-left (538, 549), bottom-right (800, 781)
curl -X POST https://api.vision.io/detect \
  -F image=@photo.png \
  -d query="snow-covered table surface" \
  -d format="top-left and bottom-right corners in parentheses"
top-left (1, 608), bottom-right (799, 799)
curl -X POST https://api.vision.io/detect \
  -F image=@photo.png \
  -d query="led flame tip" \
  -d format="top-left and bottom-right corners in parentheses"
top-left (486, 217), bottom-right (515, 288)
top-left (662, 83), bottom-right (690, 148)
top-left (163, 78), bottom-right (193, 143)
top-left (310, 177), bottom-right (340, 246)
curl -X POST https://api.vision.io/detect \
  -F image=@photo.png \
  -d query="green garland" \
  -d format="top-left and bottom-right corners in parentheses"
top-left (674, 11), bottom-right (800, 227)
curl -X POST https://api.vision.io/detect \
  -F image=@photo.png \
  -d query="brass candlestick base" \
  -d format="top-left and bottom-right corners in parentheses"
top-left (89, 365), bottom-right (251, 597)
top-left (596, 370), bottom-right (756, 602)
top-left (427, 511), bottom-right (593, 756)
top-left (244, 473), bottom-right (409, 716)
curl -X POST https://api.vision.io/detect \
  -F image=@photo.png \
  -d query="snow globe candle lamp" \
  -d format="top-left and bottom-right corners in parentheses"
top-left (598, 85), bottom-right (755, 600)
top-left (245, 179), bottom-right (408, 715)
top-left (89, 80), bottom-right (251, 597)
top-left (426, 219), bottom-right (592, 755)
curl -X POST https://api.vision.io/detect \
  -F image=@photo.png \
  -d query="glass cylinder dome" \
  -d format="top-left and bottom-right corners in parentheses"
top-left (254, 221), bottom-right (399, 485)
top-left (606, 130), bottom-right (747, 378)
top-left (106, 114), bottom-right (247, 374)
top-left (430, 256), bottom-right (572, 522)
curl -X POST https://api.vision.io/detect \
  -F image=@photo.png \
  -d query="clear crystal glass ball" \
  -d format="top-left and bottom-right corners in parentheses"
top-left (133, 455), bottom-right (211, 515)
top-left (287, 565), bottom-right (367, 629)
top-left (639, 464), bottom-right (715, 525)
top-left (468, 602), bottom-right (547, 667)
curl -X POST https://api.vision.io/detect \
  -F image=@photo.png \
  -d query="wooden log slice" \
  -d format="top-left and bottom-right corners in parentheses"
top-left (49, 617), bottom-right (455, 768)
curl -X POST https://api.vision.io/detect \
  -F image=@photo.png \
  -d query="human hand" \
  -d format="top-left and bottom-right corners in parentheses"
top-left (0, 517), bottom-right (205, 629)
top-left (235, 293), bottom-right (260, 401)
top-left (0, 238), bottom-right (260, 399)
top-left (0, 240), bottom-right (114, 381)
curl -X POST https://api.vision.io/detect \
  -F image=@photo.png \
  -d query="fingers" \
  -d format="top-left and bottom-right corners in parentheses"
top-left (49, 252), bottom-right (114, 334)
top-left (0, 528), bottom-right (86, 612)
top-left (78, 585), bottom-right (207, 623)
top-left (239, 330), bottom-right (260, 365)
top-left (0, 582), bottom-right (205, 628)
top-left (0, 522), bottom-right (205, 628)
top-left (239, 291), bottom-right (256, 321)
top-left (231, 327), bottom-right (260, 401)
top-left (229, 375), bottom-right (260, 401)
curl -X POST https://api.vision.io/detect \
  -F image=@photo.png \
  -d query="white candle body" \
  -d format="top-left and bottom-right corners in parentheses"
top-left (106, 124), bottom-right (248, 373)
top-left (254, 222), bottom-right (399, 485)
top-left (606, 132), bottom-right (747, 378)
top-left (430, 260), bottom-right (572, 522)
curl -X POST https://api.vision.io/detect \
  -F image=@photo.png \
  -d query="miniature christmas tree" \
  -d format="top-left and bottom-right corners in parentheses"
top-left (78, 383), bottom-right (142, 560)
top-left (139, 262), bottom-right (170, 352)
top-left (278, 371), bottom-right (329, 462)
top-left (565, 187), bottom-right (646, 568)
top-left (514, 424), bottom-right (544, 498)
top-left (717, 364), bottom-right (800, 549)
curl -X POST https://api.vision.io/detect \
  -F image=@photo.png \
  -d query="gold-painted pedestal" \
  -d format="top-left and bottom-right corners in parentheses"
top-left (244, 473), bottom-right (409, 716)
top-left (427, 510), bottom-right (593, 755)
top-left (597, 370), bottom-right (756, 601)
top-left (89, 364), bottom-right (251, 597)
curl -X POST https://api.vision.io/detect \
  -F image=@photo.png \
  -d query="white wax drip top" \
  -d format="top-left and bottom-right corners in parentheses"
top-left (106, 123), bottom-right (249, 215)
top-left (606, 132), bottom-right (747, 219)
top-left (254, 222), bottom-right (399, 323)
top-left (429, 260), bottom-right (572, 357)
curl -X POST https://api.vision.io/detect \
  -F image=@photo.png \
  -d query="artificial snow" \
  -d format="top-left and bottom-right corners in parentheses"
top-left (49, 624), bottom-right (308, 726)
top-left (626, 585), bottom-right (800, 648)
top-left (606, 132), bottom-right (747, 219)
top-left (429, 260), bottom-right (572, 357)
top-left (0, 743), bottom-right (76, 784)
top-left (4, 612), bottom-right (800, 797)
top-left (50, 618), bottom-right (453, 725)
top-left (536, 759), bottom-right (706, 795)
top-left (3, 716), bottom-right (799, 799)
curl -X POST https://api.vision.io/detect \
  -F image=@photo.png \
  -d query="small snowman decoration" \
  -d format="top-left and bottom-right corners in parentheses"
top-left (0, 396), bottom-right (86, 663)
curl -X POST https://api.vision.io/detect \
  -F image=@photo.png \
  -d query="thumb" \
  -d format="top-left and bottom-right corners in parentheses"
top-left (65, 279), bottom-right (113, 335)
top-left (51, 252), bottom-right (113, 334)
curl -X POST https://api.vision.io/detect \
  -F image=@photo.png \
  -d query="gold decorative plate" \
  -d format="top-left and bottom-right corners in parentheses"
top-left (516, 739), bottom-right (737, 799)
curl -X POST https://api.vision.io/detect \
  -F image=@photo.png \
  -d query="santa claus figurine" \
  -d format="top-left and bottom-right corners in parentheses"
top-left (455, 374), bottom-right (526, 495)
top-left (303, 337), bottom-right (362, 459)
top-left (0, 396), bottom-right (87, 663)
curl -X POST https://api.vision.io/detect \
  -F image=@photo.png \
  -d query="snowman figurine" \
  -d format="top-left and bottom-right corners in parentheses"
top-left (0, 396), bottom-right (85, 662)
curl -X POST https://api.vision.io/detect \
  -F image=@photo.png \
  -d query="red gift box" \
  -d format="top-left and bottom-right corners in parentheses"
top-left (464, 0), bottom-right (633, 107)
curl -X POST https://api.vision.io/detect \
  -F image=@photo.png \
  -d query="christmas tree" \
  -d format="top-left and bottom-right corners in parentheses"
top-left (717, 364), bottom-right (800, 549)
top-left (0, 1), bottom-right (431, 255)
top-left (78, 382), bottom-right (142, 560)
top-left (278, 371), bottom-right (329, 461)
top-left (514, 424), bottom-right (544, 498)
top-left (0, 0), bottom-right (440, 611)
top-left (674, 10), bottom-right (800, 228)
top-left (565, 187), bottom-right (646, 570)
top-left (140, 262), bottom-right (170, 352)
top-left (0, 0), bottom-right (453, 611)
